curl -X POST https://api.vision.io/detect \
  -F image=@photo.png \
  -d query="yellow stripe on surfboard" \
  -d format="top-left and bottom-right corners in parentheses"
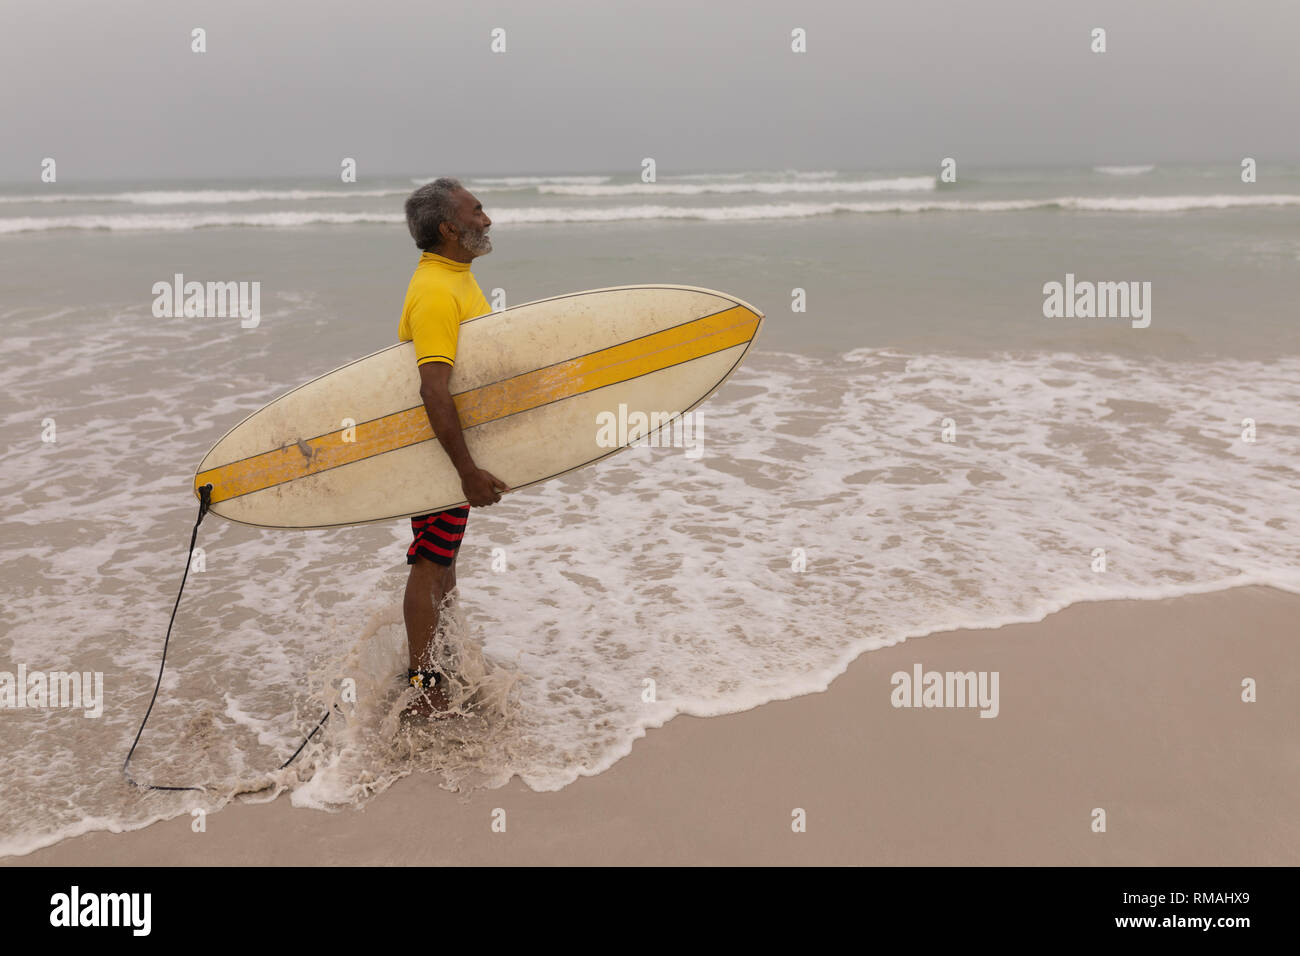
top-left (196, 305), bottom-right (758, 505)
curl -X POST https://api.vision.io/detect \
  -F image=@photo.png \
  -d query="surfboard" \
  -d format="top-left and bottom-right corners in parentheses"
top-left (193, 284), bottom-right (764, 529)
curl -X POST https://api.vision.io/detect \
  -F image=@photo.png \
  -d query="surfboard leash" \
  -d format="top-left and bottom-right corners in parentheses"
top-left (122, 483), bottom-right (332, 792)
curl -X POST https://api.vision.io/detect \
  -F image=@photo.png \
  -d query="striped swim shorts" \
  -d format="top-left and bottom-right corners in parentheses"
top-left (405, 506), bottom-right (470, 567)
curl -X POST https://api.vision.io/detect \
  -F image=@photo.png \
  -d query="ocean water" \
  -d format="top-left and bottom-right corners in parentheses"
top-left (1, 165), bottom-right (1298, 857)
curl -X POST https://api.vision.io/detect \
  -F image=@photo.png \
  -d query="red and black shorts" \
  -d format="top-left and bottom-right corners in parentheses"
top-left (405, 506), bottom-right (470, 567)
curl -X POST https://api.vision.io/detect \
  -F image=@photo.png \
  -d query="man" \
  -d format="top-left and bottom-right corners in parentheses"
top-left (398, 177), bottom-right (510, 719)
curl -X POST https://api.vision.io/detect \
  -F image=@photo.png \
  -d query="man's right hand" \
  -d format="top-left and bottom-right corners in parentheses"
top-left (460, 468), bottom-right (510, 506)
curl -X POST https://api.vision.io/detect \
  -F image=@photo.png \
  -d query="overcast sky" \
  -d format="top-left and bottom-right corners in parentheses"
top-left (2, 0), bottom-right (1297, 182)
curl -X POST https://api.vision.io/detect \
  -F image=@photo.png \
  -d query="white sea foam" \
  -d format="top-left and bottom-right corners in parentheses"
top-left (457, 174), bottom-right (612, 188)
top-left (7, 193), bottom-right (1296, 233)
top-left (659, 171), bottom-right (750, 181)
top-left (1094, 165), bottom-right (1156, 175)
top-left (0, 188), bottom-right (407, 205)
top-left (497, 193), bottom-right (1300, 221)
top-left (538, 176), bottom-right (935, 196)
top-left (659, 170), bottom-right (839, 181)
top-left (3, 305), bottom-right (1299, 856)
top-left (0, 210), bottom-right (404, 233)
top-left (1063, 194), bottom-right (1297, 211)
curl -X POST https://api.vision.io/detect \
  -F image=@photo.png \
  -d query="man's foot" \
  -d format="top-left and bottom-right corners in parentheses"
top-left (400, 678), bottom-right (460, 721)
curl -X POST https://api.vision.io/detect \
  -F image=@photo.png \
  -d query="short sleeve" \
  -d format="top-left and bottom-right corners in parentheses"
top-left (408, 288), bottom-right (460, 367)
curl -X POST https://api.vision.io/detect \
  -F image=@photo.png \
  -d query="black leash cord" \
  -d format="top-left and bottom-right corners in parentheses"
top-left (122, 483), bottom-right (331, 792)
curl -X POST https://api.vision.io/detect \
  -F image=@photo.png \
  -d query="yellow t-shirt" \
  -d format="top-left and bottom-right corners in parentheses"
top-left (397, 251), bottom-right (492, 367)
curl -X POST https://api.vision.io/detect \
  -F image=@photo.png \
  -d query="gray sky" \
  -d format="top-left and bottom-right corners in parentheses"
top-left (2, 0), bottom-right (1297, 182)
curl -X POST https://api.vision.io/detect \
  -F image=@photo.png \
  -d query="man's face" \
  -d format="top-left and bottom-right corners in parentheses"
top-left (450, 188), bottom-right (492, 257)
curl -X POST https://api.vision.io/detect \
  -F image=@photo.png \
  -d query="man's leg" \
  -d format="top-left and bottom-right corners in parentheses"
top-left (402, 507), bottom-right (469, 716)
top-left (404, 555), bottom-right (452, 674)
top-left (403, 556), bottom-right (452, 714)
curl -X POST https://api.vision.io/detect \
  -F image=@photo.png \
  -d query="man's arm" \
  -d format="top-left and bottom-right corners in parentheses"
top-left (418, 361), bottom-right (510, 506)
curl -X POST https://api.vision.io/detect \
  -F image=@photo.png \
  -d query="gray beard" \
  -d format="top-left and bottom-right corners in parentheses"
top-left (460, 225), bottom-right (492, 255)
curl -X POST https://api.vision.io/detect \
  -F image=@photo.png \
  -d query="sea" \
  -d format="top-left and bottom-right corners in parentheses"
top-left (2, 164), bottom-right (1298, 857)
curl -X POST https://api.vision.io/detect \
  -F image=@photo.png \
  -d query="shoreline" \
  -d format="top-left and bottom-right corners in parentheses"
top-left (10, 585), bottom-right (1299, 866)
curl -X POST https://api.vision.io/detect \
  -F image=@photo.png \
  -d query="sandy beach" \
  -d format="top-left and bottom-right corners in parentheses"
top-left (12, 585), bottom-right (1297, 867)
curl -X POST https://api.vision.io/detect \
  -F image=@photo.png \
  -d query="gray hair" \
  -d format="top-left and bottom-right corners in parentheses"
top-left (405, 177), bottom-right (464, 251)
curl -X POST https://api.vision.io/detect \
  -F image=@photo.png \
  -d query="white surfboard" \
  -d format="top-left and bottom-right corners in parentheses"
top-left (194, 285), bottom-right (764, 529)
